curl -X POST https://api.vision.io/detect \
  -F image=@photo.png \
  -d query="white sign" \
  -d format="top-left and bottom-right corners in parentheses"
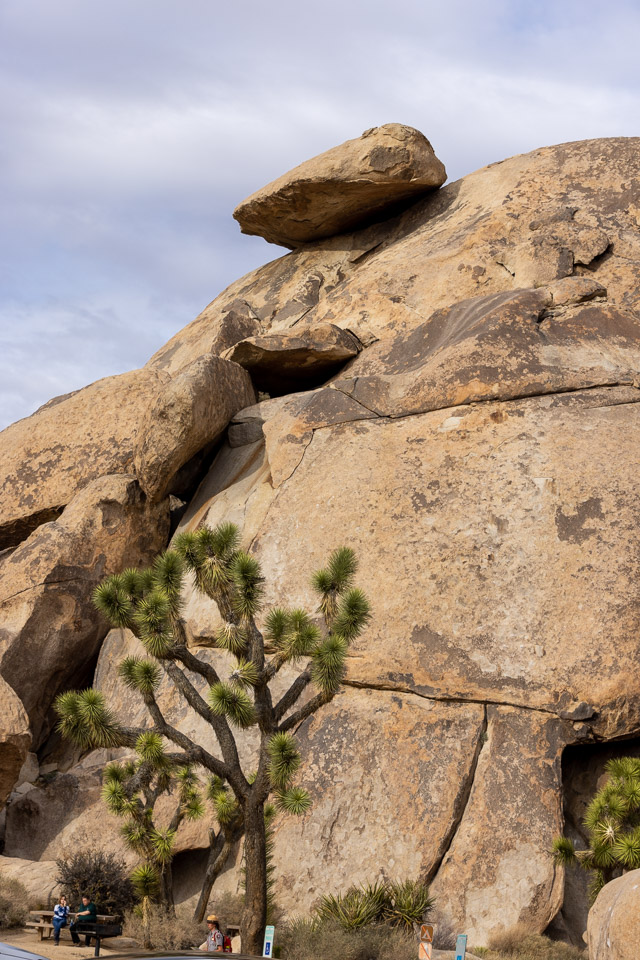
top-left (455, 934), bottom-right (467, 960)
top-left (262, 924), bottom-right (275, 958)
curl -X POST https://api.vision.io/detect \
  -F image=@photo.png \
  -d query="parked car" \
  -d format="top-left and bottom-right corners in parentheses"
top-left (0, 945), bottom-right (47, 960)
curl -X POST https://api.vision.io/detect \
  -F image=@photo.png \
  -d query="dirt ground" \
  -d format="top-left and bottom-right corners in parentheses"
top-left (0, 928), bottom-right (142, 959)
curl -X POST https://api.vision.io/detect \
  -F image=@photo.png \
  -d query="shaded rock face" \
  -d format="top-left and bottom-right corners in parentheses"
top-left (588, 869), bottom-right (640, 960)
top-left (2, 132), bottom-right (640, 945)
top-left (0, 676), bottom-right (31, 806)
top-left (0, 476), bottom-right (169, 747)
top-left (233, 123), bottom-right (446, 247)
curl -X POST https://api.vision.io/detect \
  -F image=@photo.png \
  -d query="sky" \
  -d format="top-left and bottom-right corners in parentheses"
top-left (1, 0), bottom-right (639, 430)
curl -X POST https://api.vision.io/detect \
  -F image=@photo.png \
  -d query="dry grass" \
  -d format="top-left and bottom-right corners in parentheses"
top-left (123, 903), bottom-right (205, 950)
top-left (474, 926), bottom-right (587, 960)
top-left (0, 872), bottom-right (31, 928)
top-left (278, 918), bottom-right (416, 960)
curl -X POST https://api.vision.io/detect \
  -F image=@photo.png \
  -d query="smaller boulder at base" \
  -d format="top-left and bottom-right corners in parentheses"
top-left (588, 869), bottom-right (640, 960)
top-left (233, 123), bottom-right (446, 247)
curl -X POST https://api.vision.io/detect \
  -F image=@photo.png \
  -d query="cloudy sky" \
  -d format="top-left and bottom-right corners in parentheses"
top-left (1, 0), bottom-right (639, 430)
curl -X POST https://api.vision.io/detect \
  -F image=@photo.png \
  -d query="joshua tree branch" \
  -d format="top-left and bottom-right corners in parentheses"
top-left (278, 689), bottom-right (333, 733)
top-left (273, 667), bottom-right (312, 722)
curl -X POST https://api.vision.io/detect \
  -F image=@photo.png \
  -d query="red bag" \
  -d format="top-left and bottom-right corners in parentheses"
top-left (223, 935), bottom-right (233, 953)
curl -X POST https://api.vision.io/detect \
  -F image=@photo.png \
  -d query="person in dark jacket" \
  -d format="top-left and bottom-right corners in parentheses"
top-left (70, 895), bottom-right (97, 946)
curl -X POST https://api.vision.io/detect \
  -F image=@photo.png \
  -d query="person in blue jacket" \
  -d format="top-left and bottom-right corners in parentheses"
top-left (52, 895), bottom-right (69, 945)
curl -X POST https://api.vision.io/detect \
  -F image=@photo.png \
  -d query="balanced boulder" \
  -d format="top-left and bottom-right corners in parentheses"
top-left (233, 123), bottom-right (446, 247)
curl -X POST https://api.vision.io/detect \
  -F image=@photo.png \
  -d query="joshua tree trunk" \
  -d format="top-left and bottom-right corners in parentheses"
top-left (242, 799), bottom-right (267, 955)
top-left (160, 863), bottom-right (175, 914)
top-left (194, 823), bottom-right (242, 923)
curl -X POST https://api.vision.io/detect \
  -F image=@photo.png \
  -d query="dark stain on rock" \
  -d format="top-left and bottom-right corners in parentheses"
top-left (555, 498), bottom-right (604, 543)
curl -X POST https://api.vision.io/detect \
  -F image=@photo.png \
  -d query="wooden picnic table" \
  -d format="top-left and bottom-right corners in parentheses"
top-left (27, 910), bottom-right (117, 941)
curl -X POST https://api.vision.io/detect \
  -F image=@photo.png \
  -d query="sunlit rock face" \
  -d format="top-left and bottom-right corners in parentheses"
top-left (2, 130), bottom-right (640, 946)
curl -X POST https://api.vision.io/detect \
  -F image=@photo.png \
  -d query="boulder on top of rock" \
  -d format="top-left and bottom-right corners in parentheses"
top-left (222, 323), bottom-right (362, 395)
top-left (133, 354), bottom-right (256, 502)
top-left (233, 123), bottom-right (446, 247)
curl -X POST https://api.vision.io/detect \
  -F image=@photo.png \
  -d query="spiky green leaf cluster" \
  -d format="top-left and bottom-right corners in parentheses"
top-left (552, 755), bottom-right (640, 900)
top-left (275, 786), bottom-right (312, 816)
top-left (174, 523), bottom-right (240, 599)
top-left (231, 552), bottom-right (264, 618)
top-left (311, 635), bottom-right (348, 694)
top-left (311, 547), bottom-right (358, 621)
top-left (130, 863), bottom-right (160, 900)
top-left (267, 733), bottom-right (301, 790)
top-left (54, 689), bottom-right (124, 749)
top-left (208, 682), bottom-right (256, 727)
top-left (119, 656), bottom-right (162, 695)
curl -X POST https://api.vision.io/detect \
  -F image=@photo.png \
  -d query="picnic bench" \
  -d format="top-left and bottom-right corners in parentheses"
top-left (27, 911), bottom-right (121, 955)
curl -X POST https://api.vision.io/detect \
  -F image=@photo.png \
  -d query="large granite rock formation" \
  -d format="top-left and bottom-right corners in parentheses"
top-left (2, 129), bottom-right (640, 947)
top-left (233, 123), bottom-right (446, 247)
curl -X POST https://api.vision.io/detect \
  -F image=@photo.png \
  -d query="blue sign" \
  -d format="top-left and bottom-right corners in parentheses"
top-left (263, 924), bottom-right (275, 958)
top-left (455, 934), bottom-right (467, 960)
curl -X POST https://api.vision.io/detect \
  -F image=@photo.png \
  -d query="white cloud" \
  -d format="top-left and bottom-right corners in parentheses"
top-left (0, 0), bottom-right (639, 430)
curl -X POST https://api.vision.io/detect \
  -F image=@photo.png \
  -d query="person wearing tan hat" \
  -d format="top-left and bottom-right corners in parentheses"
top-left (200, 915), bottom-right (224, 952)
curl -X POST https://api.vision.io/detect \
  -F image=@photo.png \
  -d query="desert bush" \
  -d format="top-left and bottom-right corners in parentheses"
top-left (483, 927), bottom-right (586, 960)
top-left (123, 902), bottom-right (205, 950)
top-left (383, 879), bottom-right (435, 929)
top-left (0, 873), bottom-right (30, 928)
top-left (278, 917), bottom-right (416, 960)
top-left (56, 849), bottom-right (135, 916)
top-left (316, 878), bottom-right (433, 931)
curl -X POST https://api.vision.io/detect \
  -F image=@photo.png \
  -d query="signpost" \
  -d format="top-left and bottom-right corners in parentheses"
top-left (418, 923), bottom-right (434, 960)
top-left (262, 924), bottom-right (275, 958)
top-left (455, 933), bottom-right (467, 960)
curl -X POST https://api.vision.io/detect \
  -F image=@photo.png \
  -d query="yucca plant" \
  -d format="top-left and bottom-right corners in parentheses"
top-left (317, 881), bottom-right (389, 930)
top-left (54, 524), bottom-right (371, 954)
top-left (383, 879), bottom-right (434, 929)
top-left (552, 756), bottom-right (640, 900)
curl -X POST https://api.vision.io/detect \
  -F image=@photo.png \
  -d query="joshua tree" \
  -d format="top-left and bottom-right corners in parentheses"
top-left (55, 523), bottom-right (371, 954)
top-left (552, 756), bottom-right (640, 899)
top-left (101, 751), bottom-right (242, 914)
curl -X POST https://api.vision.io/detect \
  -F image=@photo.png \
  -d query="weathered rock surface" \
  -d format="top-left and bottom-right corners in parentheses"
top-left (334, 284), bottom-right (640, 418)
top-left (588, 869), bottom-right (640, 960)
top-left (430, 708), bottom-right (570, 943)
top-left (272, 689), bottom-right (485, 912)
top-left (0, 676), bottom-right (31, 806)
top-left (233, 123), bottom-right (446, 247)
top-left (0, 368), bottom-right (167, 551)
top-left (0, 854), bottom-right (60, 901)
top-left (0, 476), bottom-right (169, 748)
top-left (133, 354), bottom-right (256, 502)
top-left (222, 323), bottom-right (362, 394)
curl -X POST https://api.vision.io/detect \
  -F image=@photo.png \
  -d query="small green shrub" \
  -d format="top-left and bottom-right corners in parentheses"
top-left (0, 873), bottom-right (30, 928)
top-left (279, 918), bottom-right (416, 960)
top-left (55, 849), bottom-right (135, 916)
